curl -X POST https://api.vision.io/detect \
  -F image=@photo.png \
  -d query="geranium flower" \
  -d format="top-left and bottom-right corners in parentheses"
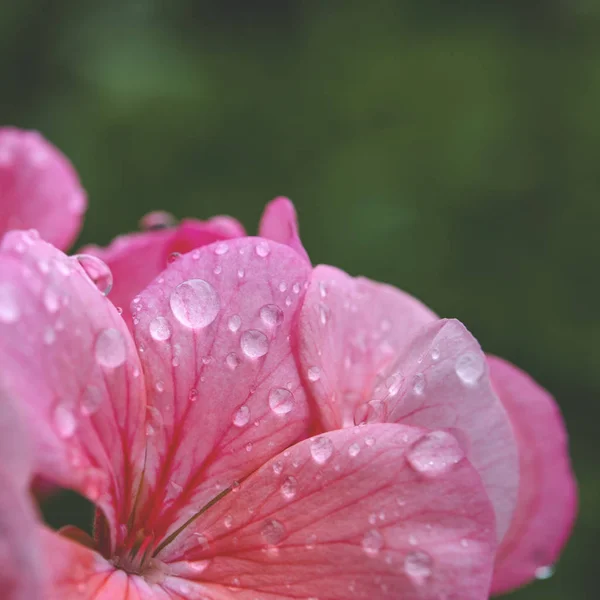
top-left (0, 231), bottom-right (498, 599)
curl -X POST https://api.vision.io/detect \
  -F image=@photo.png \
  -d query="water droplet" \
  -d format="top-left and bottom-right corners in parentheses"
top-left (155, 381), bottom-right (165, 393)
top-left (233, 405), bottom-right (251, 427)
top-left (305, 534), bottom-right (317, 550)
top-left (224, 515), bottom-right (233, 528)
top-left (170, 279), bottom-right (220, 329)
top-left (261, 519), bottom-right (286, 546)
top-left (278, 282), bottom-right (287, 292)
top-left (404, 551), bottom-right (433, 586)
top-left (310, 436), bottom-right (333, 464)
top-left (268, 388), bottom-right (294, 415)
top-left (455, 351), bottom-right (485, 385)
top-left (43, 288), bottom-right (60, 314)
top-left (228, 314), bottom-right (242, 333)
top-left (213, 265), bottom-right (222, 275)
top-left (535, 565), bottom-right (554, 580)
top-left (226, 352), bottom-right (240, 370)
top-left (285, 296), bottom-right (292, 307)
top-left (362, 530), bottom-right (384, 557)
top-left (81, 386), bottom-right (103, 416)
top-left (260, 304), bottom-right (284, 327)
top-left (431, 347), bottom-right (440, 361)
top-left (0, 284), bottom-right (20, 323)
top-left (214, 242), bottom-right (229, 255)
top-left (187, 560), bottom-right (210, 574)
top-left (95, 328), bottom-right (126, 368)
top-left (188, 388), bottom-right (199, 402)
top-left (149, 316), bottom-right (172, 341)
top-left (280, 476), bottom-right (297, 500)
top-left (272, 461), bottom-right (283, 475)
top-left (54, 404), bottom-right (77, 438)
top-left (167, 252), bottom-right (181, 264)
top-left (240, 329), bottom-right (269, 359)
top-left (318, 281), bottom-right (327, 298)
top-left (255, 241), bottom-right (270, 257)
top-left (307, 366), bottom-right (321, 382)
top-left (318, 303), bottom-right (329, 325)
top-left (406, 431), bottom-right (464, 477)
top-left (237, 268), bottom-right (245, 279)
top-left (245, 442), bottom-right (253, 452)
top-left (365, 436), bottom-right (375, 447)
top-left (386, 371), bottom-right (403, 395)
top-left (73, 254), bottom-right (113, 296)
top-left (412, 373), bottom-right (426, 395)
top-left (292, 283), bottom-right (301, 294)
top-left (348, 442), bottom-right (361, 457)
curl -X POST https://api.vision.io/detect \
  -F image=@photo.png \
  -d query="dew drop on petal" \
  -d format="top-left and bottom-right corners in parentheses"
top-left (272, 461), bottom-right (283, 475)
top-left (362, 529), bottom-right (384, 557)
top-left (73, 254), bottom-right (113, 296)
top-left (54, 404), bottom-right (77, 439)
top-left (255, 241), bottom-right (270, 258)
top-left (167, 252), bottom-right (181, 264)
top-left (228, 314), bottom-right (242, 333)
top-left (386, 371), bottom-right (403, 395)
top-left (214, 242), bottom-right (229, 255)
top-left (307, 366), bottom-right (321, 382)
top-left (170, 279), bottom-right (220, 329)
top-left (280, 476), bottom-right (297, 500)
top-left (188, 388), bottom-right (199, 402)
top-left (149, 316), bottom-right (172, 341)
top-left (431, 347), bottom-right (440, 361)
top-left (292, 282), bottom-right (301, 294)
top-left (310, 436), bottom-right (333, 464)
top-left (535, 565), bottom-right (555, 580)
top-left (81, 386), bottom-right (103, 416)
top-left (260, 304), bottom-right (284, 327)
top-left (223, 515), bottom-right (233, 529)
top-left (412, 372), bottom-right (426, 395)
top-left (404, 551), bottom-right (433, 586)
top-left (43, 288), bottom-right (60, 314)
top-left (95, 328), bottom-right (126, 368)
top-left (278, 282), bottom-right (287, 293)
top-left (233, 405), bottom-right (251, 427)
top-left (0, 283), bottom-right (20, 323)
top-left (240, 329), bottom-right (269, 359)
top-left (261, 519), bottom-right (286, 546)
top-left (226, 352), bottom-right (240, 370)
top-left (268, 387), bottom-right (294, 415)
top-left (455, 351), bottom-right (485, 385)
top-left (348, 442), bottom-right (361, 457)
top-left (406, 431), bottom-right (464, 477)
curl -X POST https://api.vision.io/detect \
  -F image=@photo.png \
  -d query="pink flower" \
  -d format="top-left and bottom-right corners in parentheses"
top-left (296, 266), bottom-right (578, 595)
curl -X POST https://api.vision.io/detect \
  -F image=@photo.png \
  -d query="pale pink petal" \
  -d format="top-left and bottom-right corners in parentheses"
top-left (488, 356), bottom-right (577, 595)
top-left (0, 391), bottom-right (44, 600)
top-left (130, 237), bottom-right (312, 552)
top-left (82, 217), bottom-right (245, 329)
top-left (296, 265), bottom-right (437, 430)
top-left (0, 231), bottom-right (146, 551)
top-left (0, 128), bottom-right (86, 250)
top-left (161, 425), bottom-right (497, 600)
top-left (258, 197), bottom-right (310, 263)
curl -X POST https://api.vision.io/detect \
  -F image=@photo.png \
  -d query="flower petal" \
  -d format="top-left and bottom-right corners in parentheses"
top-left (258, 197), bottom-right (310, 263)
top-left (296, 265), bottom-right (437, 430)
top-left (81, 217), bottom-right (245, 329)
top-left (0, 391), bottom-right (44, 600)
top-left (0, 128), bottom-right (86, 250)
top-left (131, 238), bottom-right (312, 549)
top-left (488, 356), bottom-right (578, 595)
top-left (163, 424), bottom-right (497, 600)
top-left (0, 231), bottom-right (146, 550)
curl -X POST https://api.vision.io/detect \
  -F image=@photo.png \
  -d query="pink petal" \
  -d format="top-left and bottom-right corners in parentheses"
top-left (130, 238), bottom-right (312, 550)
top-left (0, 128), bottom-right (86, 250)
top-left (296, 269), bottom-right (518, 541)
top-left (296, 265), bottom-right (437, 430)
top-left (258, 197), bottom-right (310, 263)
top-left (0, 231), bottom-right (146, 551)
top-left (488, 356), bottom-right (577, 595)
top-left (81, 217), bottom-right (245, 329)
top-left (0, 392), bottom-right (44, 600)
top-left (162, 425), bottom-right (497, 600)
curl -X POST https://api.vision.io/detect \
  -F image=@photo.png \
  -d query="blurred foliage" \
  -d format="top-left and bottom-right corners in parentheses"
top-left (1, 1), bottom-right (599, 597)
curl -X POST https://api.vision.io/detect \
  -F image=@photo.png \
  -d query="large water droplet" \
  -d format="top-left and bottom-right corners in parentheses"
top-left (268, 387), bottom-right (294, 415)
top-left (81, 386), bottom-right (103, 416)
top-left (362, 529), bottom-right (384, 557)
top-left (455, 351), bottom-right (485, 385)
top-left (228, 314), bottom-right (242, 333)
top-left (240, 329), bottom-right (269, 359)
top-left (170, 279), bottom-right (220, 329)
top-left (95, 328), bottom-right (126, 368)
top-left (310, 436), bottom-right (333, 464)
top-left (260, 304), bottom-right (283, 327)
top-left (0, 283), bottom-right (20, 324)
top-left (412, 373), bottom-right (426, 395)
top-left (255, 241), bottom-right (270, 258)
top-left (214, 242), bottom-right (229, 255)
top-left (233, 405), bottom-right (251, 427)
top-left (73, 254), bottom-right (113, 296)
top-left (149, 316), bottom-right (172, 341)
top-left (261, 519), bottom-right (286, 546)
top-left (307, 366), bottom-right (321, 382)
top-left (406, 431), bottom-right (464, 477)
top-left (386, 372), bottom-right (403, 396)
top-left (280, 475), bottom-right (297, 500)
top-left (348, 442), bottom-right (361, 457)
top-left (54, 404), bottom-right (77, 438)
top-left (404, 551), bottom-right (433, 586)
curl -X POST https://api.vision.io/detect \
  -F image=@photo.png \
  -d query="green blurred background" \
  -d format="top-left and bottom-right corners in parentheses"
top-left (2, 1), bottom-right (598, 597)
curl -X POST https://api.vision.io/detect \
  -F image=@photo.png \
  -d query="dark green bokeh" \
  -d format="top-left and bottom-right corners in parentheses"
top-left (2, 1), bottom-right (598, 597)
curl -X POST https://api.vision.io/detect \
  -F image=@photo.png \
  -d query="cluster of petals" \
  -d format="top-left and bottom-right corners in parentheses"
top-left (0, 128), bottom-right (577, 600)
